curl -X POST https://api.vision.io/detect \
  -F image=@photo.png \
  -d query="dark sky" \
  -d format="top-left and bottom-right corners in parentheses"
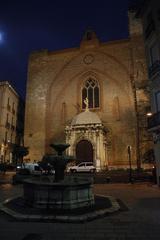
top-left (0, 0), bottom-right (132, 99)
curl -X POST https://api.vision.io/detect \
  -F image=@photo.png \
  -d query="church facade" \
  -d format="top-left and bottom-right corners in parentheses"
top-left (24, 12), bottom-right (152, 169)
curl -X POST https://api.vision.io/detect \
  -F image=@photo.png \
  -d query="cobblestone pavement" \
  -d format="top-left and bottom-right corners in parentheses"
top-left (0, 181), bottom-right (160, 240)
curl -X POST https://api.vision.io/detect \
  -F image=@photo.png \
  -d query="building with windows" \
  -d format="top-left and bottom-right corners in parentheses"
top-left (0, 81), bottom-right (24, 163)
top-left (24, 13), bottom-right (152, 169)
top-left (136, 0), bottom-right (160, 184)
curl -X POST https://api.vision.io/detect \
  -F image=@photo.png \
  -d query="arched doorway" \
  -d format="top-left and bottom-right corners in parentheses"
top-left (76, 140), bottom-right (93, 163)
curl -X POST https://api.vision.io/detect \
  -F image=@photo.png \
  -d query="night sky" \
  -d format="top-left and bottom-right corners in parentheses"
top-left (0, 0), bottom-right (132, 99)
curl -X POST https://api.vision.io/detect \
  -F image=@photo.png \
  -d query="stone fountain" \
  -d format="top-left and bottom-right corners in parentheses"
top-left (23, 143), bottom-right (95, 210)
top-left (0, 142), bottom-right (121, 222)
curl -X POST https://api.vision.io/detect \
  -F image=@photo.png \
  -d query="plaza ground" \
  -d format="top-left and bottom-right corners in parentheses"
top-left (0, 173), bottom-right (160, 239)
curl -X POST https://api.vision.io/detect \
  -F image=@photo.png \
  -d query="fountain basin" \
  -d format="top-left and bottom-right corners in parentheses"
top-left (23, 177), bottom-right (94, 210)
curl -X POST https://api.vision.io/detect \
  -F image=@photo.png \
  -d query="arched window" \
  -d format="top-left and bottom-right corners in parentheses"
top-left (82, 78), bottom-right (100, 109)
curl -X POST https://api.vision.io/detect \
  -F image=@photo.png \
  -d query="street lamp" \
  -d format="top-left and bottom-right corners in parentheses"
top-left (146, 112), bottom-right (152, 116)
top-left (127, 145), bottom-right (133, 183)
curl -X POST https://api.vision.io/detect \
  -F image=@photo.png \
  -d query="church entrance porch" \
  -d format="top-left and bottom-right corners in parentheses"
top-left (76, 140), bottom-right (93, 164)
top-left (65, 109), bottom-right (108, 171)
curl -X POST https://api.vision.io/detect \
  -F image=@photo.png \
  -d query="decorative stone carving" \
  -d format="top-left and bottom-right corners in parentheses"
top-left (65, 109), bottom-right (108, 170)
top-left (83, 54), bottom-right (94, 64)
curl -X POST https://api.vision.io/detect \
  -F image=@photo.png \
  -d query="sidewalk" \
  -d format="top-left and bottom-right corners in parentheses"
top-left (0, 182), bottom-right (160, 239)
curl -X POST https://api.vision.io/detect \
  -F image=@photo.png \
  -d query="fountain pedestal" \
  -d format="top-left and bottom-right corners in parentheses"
top-left (24, 177), bottom-right (94, 209)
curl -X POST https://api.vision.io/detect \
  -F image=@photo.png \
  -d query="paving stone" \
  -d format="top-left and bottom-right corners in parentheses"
top-left (0, 183), bottom-right (160, 239)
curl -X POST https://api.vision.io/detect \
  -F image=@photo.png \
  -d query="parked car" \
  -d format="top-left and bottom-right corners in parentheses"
top-left (68, 162), bottom-right (96, 173)
top-left (16, 163), bottom-right (42, 175)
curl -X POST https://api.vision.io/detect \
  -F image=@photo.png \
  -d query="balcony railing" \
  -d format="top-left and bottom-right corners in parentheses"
top-left (148, 111), bottom-right (160, 130)
top-left (148, 60), bottom-right (160, 78)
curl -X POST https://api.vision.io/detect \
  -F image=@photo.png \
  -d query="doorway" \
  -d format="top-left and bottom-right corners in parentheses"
top-left (76, 140), bottom-right (93, 163)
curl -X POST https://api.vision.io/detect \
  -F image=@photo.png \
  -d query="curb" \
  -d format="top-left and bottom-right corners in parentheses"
top-left (0, 195), bottom-right (120, 223)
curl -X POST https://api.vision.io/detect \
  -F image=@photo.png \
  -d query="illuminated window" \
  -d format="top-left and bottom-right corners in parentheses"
top-left (82, 78), bottom-right (100, 109)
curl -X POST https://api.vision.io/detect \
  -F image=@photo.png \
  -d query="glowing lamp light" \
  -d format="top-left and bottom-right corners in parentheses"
top-left (146, 112), bottom-right (152, 116)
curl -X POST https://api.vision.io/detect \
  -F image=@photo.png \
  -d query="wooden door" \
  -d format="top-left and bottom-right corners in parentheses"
top-left (76, 140), bottom-right (93, 163)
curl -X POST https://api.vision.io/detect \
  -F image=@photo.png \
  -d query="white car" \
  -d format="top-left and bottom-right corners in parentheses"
top-left (16, 163), bottom-right (42, 175)
top-left (68, 162), bottom-right (96, 173)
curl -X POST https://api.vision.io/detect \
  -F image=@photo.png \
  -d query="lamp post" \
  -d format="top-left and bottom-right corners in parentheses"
top-left (127, 145), bottom-right (133, 183)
